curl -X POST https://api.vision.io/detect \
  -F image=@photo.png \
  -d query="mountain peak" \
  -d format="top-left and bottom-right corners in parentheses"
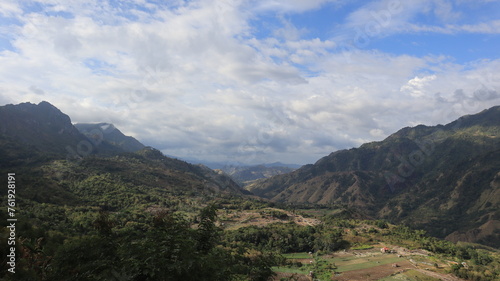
top-left (0, 102), bottom-right (145, 155)
top-left (0, 101), bottom-right (84, 154)
top-left (38, 100), bottom-right (58, 109)
top-left (13, 101), bottom-right (62, 114)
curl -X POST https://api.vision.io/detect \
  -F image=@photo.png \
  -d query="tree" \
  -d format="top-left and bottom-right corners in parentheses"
top-left (196, 204), bottom-right (220, 254)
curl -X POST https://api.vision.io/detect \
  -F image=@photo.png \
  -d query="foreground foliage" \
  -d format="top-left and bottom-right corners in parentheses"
top-left (0, 205), bottom-right (282, 281)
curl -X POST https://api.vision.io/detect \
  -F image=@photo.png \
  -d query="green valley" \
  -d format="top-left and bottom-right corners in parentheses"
top-left (0, 102), bottom-right (499, 280)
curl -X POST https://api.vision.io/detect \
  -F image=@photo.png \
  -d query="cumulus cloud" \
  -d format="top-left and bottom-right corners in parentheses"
top-left (401, 75), bottom-right (437, 97)
top-left (0, 0), bottom-right (499, 165)
top-left (0, 0), bottom-right (22, 18)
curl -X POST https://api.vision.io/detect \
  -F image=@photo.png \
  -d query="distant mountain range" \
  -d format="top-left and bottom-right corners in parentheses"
top-left (247, 106), bottom-right (500, 247)
top-left (179, 159), bottom-right (301, 187)
top-left (180, 158), bottom-right (301, 170)
top-left (217, 164), bottom-right (297, 187)
top-left (1, 101), bottom-right (499, 248)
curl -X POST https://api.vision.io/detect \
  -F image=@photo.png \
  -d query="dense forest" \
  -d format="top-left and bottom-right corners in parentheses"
top-left (1, 199), bottom-right (499, 280)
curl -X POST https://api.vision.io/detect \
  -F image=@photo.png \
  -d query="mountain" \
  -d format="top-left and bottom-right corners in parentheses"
top-left (247, 106), bottom-right (500, 247)
top-left (178, 158), bottom-right (301, 186)
top-left (219, 164), bottom-right (297, 186)
top-left (179, 158), bottom-right (248, 169)
top-left (75, 122), bottom-right (145, 152)
top-left (181, 158), bottom-right (301, 170)
top-left (263, 162), bottom-right (302, 169)
top-left (0, 101), bottom-right (87, 155)
top-left (3, 101), bottom-right (500, 280)
top-left (0, 101), bottom-right (248, 200)
top-left (0, 101), bottom-right (140, 157)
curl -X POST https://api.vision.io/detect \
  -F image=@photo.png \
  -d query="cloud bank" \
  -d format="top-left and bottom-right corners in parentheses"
top-left (0, 0), bottom-right (499, 164)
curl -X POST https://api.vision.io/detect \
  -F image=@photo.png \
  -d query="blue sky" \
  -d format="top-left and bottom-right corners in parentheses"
top-left (0, 0), bottom-right (499, 165)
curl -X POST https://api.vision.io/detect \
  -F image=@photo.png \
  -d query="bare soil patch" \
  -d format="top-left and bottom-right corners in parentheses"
top-left (333, 260), bottom-right (414, 281)
top-left (221, 209), bottom-right (320, 230)
top-left (273, 272), bottom-right (311, 281)
top-left (415, 269), bottom-right (467, 281)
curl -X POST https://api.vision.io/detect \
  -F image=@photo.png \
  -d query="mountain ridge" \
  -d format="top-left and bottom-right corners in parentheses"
top-left (217, 164), bottom-right (297, 187)
top-left (247, 106), bottom-right (500, 247)
top-left (0, 101), bottom-right (249, 199)
top-left (1, 101), bottom-right (499, 247)
top-left (0, 101), bottom-right (86, 155)
top-left (74, 122), bottom-right (145, 153)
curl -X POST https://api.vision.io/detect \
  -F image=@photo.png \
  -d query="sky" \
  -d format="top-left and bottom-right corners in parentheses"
top-left (0, 0), bottom-right (499, 165)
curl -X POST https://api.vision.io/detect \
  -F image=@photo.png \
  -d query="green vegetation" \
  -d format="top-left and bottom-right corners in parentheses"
top-left (3, 182), bottom-right (499, 281)
top-left (382, 225), bottom-right (500, 281)
top-left (223, 222), bottom-right (348, 254)
top-left (350, 244), bottom-right (374, 250)
top-left (0, 205), bottom-right (283, 281)
top-left (248, 107), bottom-right (500, 249)
top-left (1, 102), bottom-right (500, 281)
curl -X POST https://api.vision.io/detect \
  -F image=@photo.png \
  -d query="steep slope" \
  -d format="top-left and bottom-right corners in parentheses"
top-left (248, 106), bottom-right (500, 246)
top-left (75, 122), bottom-right (145, 152)
top-left (19, 146), bottom-right (246, 207)
top-left (0, 101), bottom-right (130, 157)
top-left (0, 101), bottom-right (248, 205)
top-left (0, 101), bottom-right (87, 155)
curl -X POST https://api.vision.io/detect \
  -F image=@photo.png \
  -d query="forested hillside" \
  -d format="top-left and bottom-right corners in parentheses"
top-left (248, 106), bottom-right (500, 247)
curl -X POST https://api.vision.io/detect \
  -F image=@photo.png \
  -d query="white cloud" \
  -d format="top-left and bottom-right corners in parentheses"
top-left (0, 0), bottom-right (22, 17)
top-left (370, 128), bottom-right (385, 138)
top-left (432, 0), bottom-right (461, 22)
top-left (251, 0), bottom-right (340, 13)
top-left (0, 0), bottom-right (499, 165)
top-left (401, 75), bottom-right (437, 97)
top-left (407, 20), bottom-right (500, 34)
top-left (333, 0), bottom-right (500, 47)
top-left (334, 0), bottom-right (428, 43)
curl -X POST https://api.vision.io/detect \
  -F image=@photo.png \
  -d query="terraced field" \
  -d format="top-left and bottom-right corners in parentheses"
top-left (272, 247), bottom-right (466, 281)
top-left (377, 269), bottom-right (440, 281)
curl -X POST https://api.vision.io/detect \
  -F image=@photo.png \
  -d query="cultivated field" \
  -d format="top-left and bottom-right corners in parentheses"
top-left (272, 246), bottom-right (467, 281)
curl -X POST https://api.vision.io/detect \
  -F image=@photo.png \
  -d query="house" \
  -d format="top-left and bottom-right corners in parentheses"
top-left (381, 247), bottom-right (391, 253)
